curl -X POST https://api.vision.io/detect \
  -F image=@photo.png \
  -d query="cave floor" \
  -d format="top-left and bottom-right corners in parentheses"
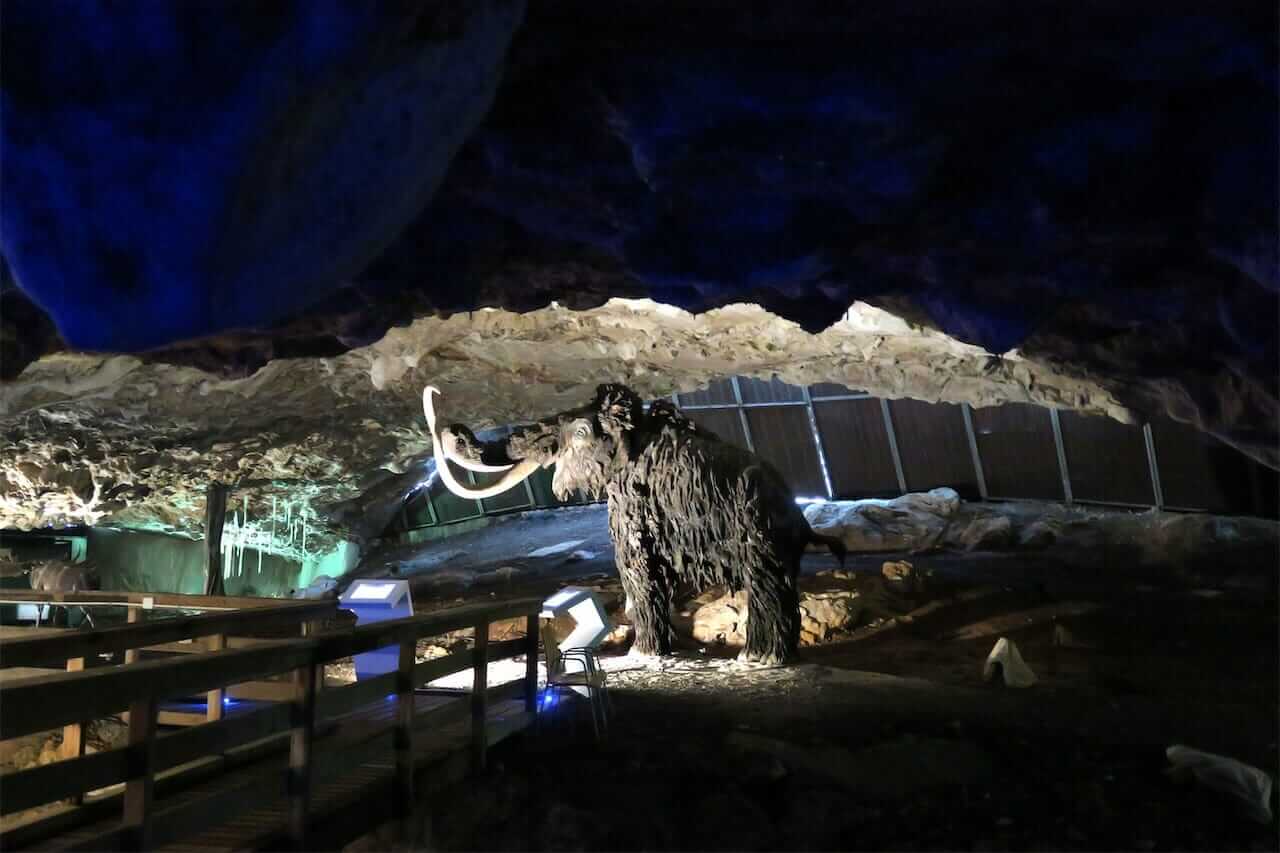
top-left (352, 505), bottom-right (1278, 851)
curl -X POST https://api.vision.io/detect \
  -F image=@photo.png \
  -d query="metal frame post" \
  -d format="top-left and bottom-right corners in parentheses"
top-left (728, 376), bottom-right (757, 452)
top-left (960, 404), bottom-right (989, 500)
top-left (1143, 423), bottom-right (1165, 510)
top-left (800, 385), bottom-right (835, 499)
top-left (465, 470), bottom-right (487, 518)
top-left (1049, 408), bottom-right (1074, 504)
top-left (879, 399), bottom-right (908, 494)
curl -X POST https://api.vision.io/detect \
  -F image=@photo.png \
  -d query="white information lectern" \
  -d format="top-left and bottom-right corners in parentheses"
top-left (338, 579), bottom-right (414, 680)
top-left (540, 586), bottom-right (610, 695)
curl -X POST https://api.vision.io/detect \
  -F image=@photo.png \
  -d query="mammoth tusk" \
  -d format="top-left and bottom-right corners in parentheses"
top-left (436, 453), bottom-right (541, 501)
top-left (422, 386), bottom-right (514, 473)
top-left (424, 385), bottom-right (537, 499)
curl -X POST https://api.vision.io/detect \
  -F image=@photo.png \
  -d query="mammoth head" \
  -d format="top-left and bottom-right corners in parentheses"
top-left (424, 384), bottom-right (644, 503)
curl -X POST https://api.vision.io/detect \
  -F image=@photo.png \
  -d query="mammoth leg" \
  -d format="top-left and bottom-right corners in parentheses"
top-left (616, 542), bottom-right (674, 656)
top-left (741, 557), bottom-right (799, 665)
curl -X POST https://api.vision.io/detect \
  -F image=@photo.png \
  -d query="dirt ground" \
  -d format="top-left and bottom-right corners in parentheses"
top-left (358, 505), bottom-right (1278, 851)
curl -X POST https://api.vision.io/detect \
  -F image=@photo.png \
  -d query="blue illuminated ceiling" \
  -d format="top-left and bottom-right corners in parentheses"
top-left (1, 1), bottom-right (1276, 399)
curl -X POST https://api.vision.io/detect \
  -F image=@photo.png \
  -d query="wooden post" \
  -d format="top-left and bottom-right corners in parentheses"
top-left (124, 605), bottom-right (141, 664)
top-left (524, 614), bottom-right (539, 714)
top-left (203, 482), bottom-right (230, 597)
top-left (122, 606), bottom-right (141, 725)
top-left (288, 657), bottom-right (317, 851)
top-left (394, 630), bottom-right (417, 834)
top-left (121, 696), bottom-right (157, 851)
top-left (60, 657), bottom-right (87, 766)
top-left (471, 622), bottom-right (489, 772)
top-left (206, 634), bottom-right (225, 722)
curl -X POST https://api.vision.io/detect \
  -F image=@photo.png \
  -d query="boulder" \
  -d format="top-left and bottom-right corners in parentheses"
top-left (804, 488), bottom-right (961, 552)
top-left (952, 514), bottom-right (1014, 551)
top-left (599, 623), bottom-right (634, 649)
top-left (473, 565), bottom-right (526, 586)
top-left (692, 590), bottom-right (750, 647)
top-left (881, 559), bottom-right (914, 582)
top-left (692, 588), bottom-right (866, 648)
top-left (799, 592), bottom-right (865, 645)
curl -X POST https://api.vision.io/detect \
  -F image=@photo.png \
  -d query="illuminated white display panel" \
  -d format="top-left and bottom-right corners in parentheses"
top-left (540, 586), bottom-right (611, 695)
top-left (349, 582), bottom-right (397, 601)
top-left (338, 579), bottom-right (413, 679)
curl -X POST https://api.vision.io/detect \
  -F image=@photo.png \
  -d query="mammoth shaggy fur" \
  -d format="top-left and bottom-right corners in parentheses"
top-left (444, 385), bottom-right (844, 664)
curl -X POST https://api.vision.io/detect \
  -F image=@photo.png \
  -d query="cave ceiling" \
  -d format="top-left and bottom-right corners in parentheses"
top-left (0, 1), bottom-right (1276, 543)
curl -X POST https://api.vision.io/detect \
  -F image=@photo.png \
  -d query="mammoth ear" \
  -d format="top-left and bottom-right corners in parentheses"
top-left (595, 383), bottom-right (641, 434)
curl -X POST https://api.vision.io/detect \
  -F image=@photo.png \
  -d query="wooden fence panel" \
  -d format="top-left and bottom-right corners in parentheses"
top-left (887, 399), bottom-right (981, 498)
top-left (736, 376), bottom-right (804, 404)
top-left (1058, 411), bottom-right (1153, 505)
top-left (431, 462), bottom-right (487, 523)
top-left (685, 408), bottom-right (749, 450)
top-left (811, 399), bottom-right (900, 498)
top-left (971, 404), bottom-right (1064, 500)
top-left (474, 471), bottom-right (535, 514)
top-left (676, 378), bottom-right (736, 407)
top-left (744, 408), bottom-right (826, 496)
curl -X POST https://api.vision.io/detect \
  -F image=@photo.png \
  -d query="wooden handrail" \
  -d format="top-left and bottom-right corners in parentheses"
top-left (0, 600), bottom-right (337, 668)
top-left (0, 639), bottom-right (316, 739)
top-left (0, 594), bottom-right (547, 843)
top-left (0, 590), bottom-right (308, 609)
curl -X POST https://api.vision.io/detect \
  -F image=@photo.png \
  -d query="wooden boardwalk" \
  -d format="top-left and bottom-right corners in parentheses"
top-left (0, 593), bottom-right (545, 851)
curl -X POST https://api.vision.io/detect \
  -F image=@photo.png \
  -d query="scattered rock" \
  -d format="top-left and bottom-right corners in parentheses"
top-left (527, 539), bottom-right (586, 558)
top-left (983, 637), bottom-right (1038, 688)
top-left (1018, 520), bottom-right (1060, 549)
top-left (880, 558), bottom-right (911, 578)
top-left (953, 515), bottom-right (1014, 551)
top-left (473, 566), bottom-right (526, 586)
top-left (692, 590), bottom-right (749, 647)
top-left (799, 592), bottom-right (865, 645)
top-left (599, 623), bottom-right (634, 649)
top-left (693, 588), bottom-right (867, 648)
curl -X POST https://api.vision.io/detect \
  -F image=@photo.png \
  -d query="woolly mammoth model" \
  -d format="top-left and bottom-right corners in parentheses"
top-left (424, 384), bottom-right (844, 664)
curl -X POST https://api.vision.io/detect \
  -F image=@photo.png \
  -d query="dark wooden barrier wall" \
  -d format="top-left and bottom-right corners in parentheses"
top-left (395, 376), bottom-right (1278, 529)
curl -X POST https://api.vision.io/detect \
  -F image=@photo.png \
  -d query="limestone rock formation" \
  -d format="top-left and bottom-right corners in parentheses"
top-left (0, 302), bottom-right (1124, 540)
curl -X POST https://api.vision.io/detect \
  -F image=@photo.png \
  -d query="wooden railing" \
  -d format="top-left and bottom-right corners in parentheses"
top-left (0, 591), bottom-right (337, 750)
top-left (0, 596), bottom-right (543, 850)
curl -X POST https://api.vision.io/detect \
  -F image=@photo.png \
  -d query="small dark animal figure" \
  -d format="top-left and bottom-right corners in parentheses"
top-left (424, 384), bottom-right (845, 664)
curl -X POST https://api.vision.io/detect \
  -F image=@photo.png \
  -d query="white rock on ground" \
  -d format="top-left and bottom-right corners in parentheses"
top-left (804, 488), bottom-right (961, 552)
